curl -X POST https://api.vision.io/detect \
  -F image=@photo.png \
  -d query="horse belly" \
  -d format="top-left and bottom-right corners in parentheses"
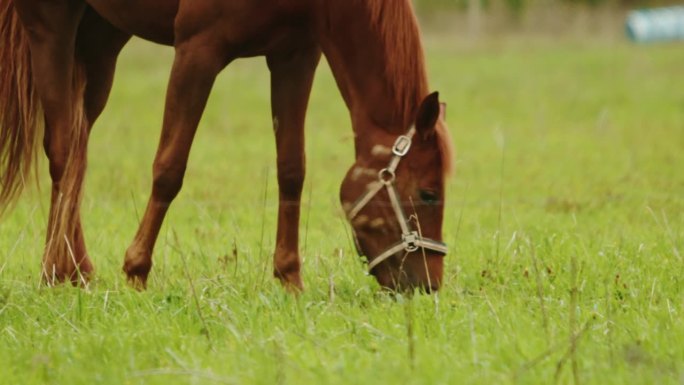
top-left (87, 0), bottom-right (177, 45)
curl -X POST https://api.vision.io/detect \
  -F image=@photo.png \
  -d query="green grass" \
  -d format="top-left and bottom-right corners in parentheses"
top-left (1, 35), bottom-right (683, 384)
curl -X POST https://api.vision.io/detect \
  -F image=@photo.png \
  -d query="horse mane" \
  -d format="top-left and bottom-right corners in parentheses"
top-left (436, 122), bottom-right (454, 177)
top-left (363, 0), bottom-right (454, 177)
top-left (364, 0), bottom-right (427, 126)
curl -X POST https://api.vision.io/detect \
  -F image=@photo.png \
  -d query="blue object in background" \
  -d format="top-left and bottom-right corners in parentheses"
top-left (626, 6), bottom-right (684, 42)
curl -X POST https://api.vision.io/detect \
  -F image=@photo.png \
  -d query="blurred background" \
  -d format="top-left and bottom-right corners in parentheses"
top-left (414, 0), bottom-right (682, 39)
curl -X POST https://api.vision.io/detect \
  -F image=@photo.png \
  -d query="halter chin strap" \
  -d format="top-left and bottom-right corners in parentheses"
top-left (346, 126), bottom-right (449, 273)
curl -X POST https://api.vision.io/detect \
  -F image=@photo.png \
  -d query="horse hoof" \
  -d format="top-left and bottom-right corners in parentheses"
top-left (126, 273), bottom-right (148, 291)
top-left (275, 271), bottom-right (304, 293)
top-left (123, 263), bottom-right (150, 290)
top-left (42, 257), bottom-right (94, 287)
top-left (70, 260), bottom-right (94, 287)
top-left (123, 252), bottom-right (151, 290)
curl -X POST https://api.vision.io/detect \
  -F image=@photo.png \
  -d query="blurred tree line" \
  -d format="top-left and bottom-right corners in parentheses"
top-left (413, 0), bottom-right (679, 36)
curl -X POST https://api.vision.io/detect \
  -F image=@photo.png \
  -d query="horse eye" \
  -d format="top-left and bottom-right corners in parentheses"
top-left (418, 189), bottom-right (439, 204)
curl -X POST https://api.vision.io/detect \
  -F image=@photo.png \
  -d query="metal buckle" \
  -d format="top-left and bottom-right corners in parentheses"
top-left (402, 231), bottom-right (420, 252)
top-left (392, 135), bottom-right (412, 157)
top-left (378, 168), bottom-right (395, 185)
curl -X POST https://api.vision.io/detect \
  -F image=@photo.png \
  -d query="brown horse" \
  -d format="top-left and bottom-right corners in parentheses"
top-left (0, 0), bottom-right (453, 292)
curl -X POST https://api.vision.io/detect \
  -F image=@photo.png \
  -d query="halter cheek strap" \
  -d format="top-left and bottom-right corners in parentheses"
top-left (346, 127), bottom-right (449, 272)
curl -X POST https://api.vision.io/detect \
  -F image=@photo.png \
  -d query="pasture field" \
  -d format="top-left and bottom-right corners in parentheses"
top-left (1, 34), bottom-right (683, 385)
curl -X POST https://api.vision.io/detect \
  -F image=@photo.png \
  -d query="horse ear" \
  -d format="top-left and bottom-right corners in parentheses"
top-left (439, 102), bottom-right (447, 121)
top-left (415, 92), bottom-right (440, 135)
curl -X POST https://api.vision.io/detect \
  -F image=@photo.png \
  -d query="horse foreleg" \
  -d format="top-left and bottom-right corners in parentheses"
top-left (266, 43), bottom-right (321, 291)
top-left (68, 9), bottom-right (131, 278)
top-left (123, 34), bottom-right (228, 289)
top-left (14, 0), bottom-right (89, 284)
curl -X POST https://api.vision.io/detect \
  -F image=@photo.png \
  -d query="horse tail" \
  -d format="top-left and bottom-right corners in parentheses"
top-left (0, 0), bottom-right (41, 214)
top-left (1, 1), bottom-right (90, 282)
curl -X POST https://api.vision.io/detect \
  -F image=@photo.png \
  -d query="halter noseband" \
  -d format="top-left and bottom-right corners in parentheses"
top-left (346, 127), bottom-right (449, 272)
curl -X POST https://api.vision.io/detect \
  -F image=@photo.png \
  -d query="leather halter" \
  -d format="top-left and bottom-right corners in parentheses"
top-left (346, 127), bottom-right (449, 272)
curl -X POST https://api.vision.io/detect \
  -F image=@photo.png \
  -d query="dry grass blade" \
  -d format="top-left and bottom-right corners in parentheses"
top-left (170, 230), bottom-right (213, 350)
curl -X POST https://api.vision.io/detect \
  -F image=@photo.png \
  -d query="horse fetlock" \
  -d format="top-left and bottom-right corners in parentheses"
top-left (41, 253), bottom-right (93, 286)
top-left (123, 247), bottom-right (152, 289)
top-left (273, 253), bottom-right (303, 291)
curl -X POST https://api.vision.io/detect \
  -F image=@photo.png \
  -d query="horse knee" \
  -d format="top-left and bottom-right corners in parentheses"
top-left (277, 165), bottom-right (304, 200)
top-left (43, 139), bottom-right (68, 183)
top-left (152, 161), bottom-right (185, 203)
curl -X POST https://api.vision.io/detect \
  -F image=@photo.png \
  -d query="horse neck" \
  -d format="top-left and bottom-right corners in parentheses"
top-left (316, 1), bottom-right (429, 155)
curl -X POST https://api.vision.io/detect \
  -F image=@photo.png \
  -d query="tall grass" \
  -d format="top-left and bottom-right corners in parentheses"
top-left (0, 35), bottom-right (683, 384)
